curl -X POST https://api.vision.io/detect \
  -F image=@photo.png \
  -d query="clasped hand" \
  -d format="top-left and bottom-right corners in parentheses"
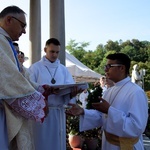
top-left (92, 97), bottom-right (110, 114)
top-left (65, 103), bottom-right (84, 116)
top-left (66, 97), bottom-right (110, 117)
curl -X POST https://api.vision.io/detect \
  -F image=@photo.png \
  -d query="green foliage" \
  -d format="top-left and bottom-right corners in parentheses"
top-left (66, 39), bottom-right (150, 90)
top-left (122, 39), bottom-right (149, 62)
top-left (92, 44), bottom-right (106, 69)
top-left (146, 91), bottom-right (150, 99)
top-left (66, 39), bottom-right (89, 64)
top-left (67, 115), bottom-right (81, 135)
top-left (104, 40), bottom-right (121, 52)
top-left (82, 127), bottom-right (101, 139)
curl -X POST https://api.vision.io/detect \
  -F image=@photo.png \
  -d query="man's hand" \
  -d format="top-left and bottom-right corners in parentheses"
top-left (70, 86), bottom-right (84, 98)
top-left (43, 85), bottom-right (59, 95)
top-left (92, 97), bottom-right (110, 114)
top-left (51, 87), bottom-right (59, 94)
top-left (65, 103), bottom-right (84, 116)
top-left (42, 85), bottom-right (59, 100)
top-left (44, 99), bottom-right (49, 117)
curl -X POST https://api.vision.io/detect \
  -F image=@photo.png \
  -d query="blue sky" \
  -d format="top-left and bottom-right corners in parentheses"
top-left (65, 0), bottom-right (150, 50)
top-left (1, 0), bottom-right (150, 59)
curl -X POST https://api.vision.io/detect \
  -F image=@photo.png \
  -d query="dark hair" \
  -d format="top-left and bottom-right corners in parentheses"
top-left (0, 6), bottom-right (25, 18)
top-left (19, 51), bottom-right (24, 56)
top-left (45, 38), bottom-right (60, 46)
top-left (106, 53), bottom-right (131, 75)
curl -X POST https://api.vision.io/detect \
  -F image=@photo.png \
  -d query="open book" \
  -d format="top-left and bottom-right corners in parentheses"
top-left (51, 82), bottom-right (89, 96)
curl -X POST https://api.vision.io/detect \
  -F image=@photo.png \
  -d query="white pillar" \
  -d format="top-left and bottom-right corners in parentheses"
top-left (50, 0), bottom-right (65, 65)
top-left (29, 0), bottom-right (41, 65)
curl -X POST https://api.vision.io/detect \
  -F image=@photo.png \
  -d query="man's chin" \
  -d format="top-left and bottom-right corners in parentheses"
top-left (14, 38), bottom-right (19, 41)
top-left (52, 59), bottom-right (57, 62)
top-left (50, 59), bottom-right (56, 63)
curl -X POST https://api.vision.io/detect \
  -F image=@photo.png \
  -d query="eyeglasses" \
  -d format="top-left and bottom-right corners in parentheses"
top-left (49, 50), bottom-right (60, 54)
top-left (104, 64), bottom-right (123, 70)
top-left (11, 16), bottom-right (26, 29)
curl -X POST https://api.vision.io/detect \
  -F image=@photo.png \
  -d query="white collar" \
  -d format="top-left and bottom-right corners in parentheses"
top-left (0, 27), bottom-right (11, 40)
top-left (41, 56), bottom-right (60, 68)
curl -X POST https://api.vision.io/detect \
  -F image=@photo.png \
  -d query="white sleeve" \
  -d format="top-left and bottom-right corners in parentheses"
top-left (79, 109), bottom-right (102, 132)
top-left (79, 93), bottom-right (84, 103)
top-left (28, 65), bottom-right (38, 82)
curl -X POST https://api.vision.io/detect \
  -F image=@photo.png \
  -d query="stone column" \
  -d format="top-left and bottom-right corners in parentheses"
top-left (50, 0), bottom-right (65, 65)
top-left (29, 0), bottom-right (41, 65)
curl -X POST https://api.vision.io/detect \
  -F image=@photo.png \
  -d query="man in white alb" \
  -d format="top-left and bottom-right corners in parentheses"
top-left (66, 53), bottom-right (148, 150)
top-left (29, 38), bottom-right (77, 150)
top-left (0, 6), bottom-right (53, 150)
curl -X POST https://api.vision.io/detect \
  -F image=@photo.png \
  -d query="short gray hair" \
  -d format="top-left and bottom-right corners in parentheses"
top-left (0, 6), bottom-right (25, 19)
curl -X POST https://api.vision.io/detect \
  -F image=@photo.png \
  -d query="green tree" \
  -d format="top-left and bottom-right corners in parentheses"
top-left (66, 39), bottom-right (89, 62)
top-left (105, 40), bottom-right (120, 52)
top-left (92, 44), bottom-right (106, 69)
top-left (66, 39), bottom-right (96, 70)
top-left (66, 39), bottom-right (150, 90)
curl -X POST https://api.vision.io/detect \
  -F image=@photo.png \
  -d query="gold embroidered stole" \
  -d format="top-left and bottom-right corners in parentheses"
top-left (104, 130), bottom-right (139, 150)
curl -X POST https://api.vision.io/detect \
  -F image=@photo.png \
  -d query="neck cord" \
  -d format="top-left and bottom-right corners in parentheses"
top-left (45, 66), bottom-right (58, 84)
top-left (104, 80), bottom-right (130, 119)
top-left (109, 80), bottom-right (130, 105)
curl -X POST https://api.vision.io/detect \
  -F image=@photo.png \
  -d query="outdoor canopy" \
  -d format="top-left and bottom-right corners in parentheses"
top-left (65, 51), bottom-right (101, 83)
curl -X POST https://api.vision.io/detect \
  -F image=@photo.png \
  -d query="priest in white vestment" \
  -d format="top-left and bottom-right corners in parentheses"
top-left (0, 6), bottom-right (51, 150)
top-left (66, 53), bottom-right (148, 150)
top-left (29, 38), bottom-right (77, 150)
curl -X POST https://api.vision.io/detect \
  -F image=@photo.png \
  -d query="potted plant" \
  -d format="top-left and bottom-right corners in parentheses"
top-left (67, 115), bottom-right (84, 149)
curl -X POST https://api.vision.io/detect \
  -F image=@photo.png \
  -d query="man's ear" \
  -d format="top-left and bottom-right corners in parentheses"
top-left (5, 16), bottom-right (12, 25)
top-left (44, 47), bottom-right (46, 53)
top-left (120, 65), bottom-right (125, 72)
